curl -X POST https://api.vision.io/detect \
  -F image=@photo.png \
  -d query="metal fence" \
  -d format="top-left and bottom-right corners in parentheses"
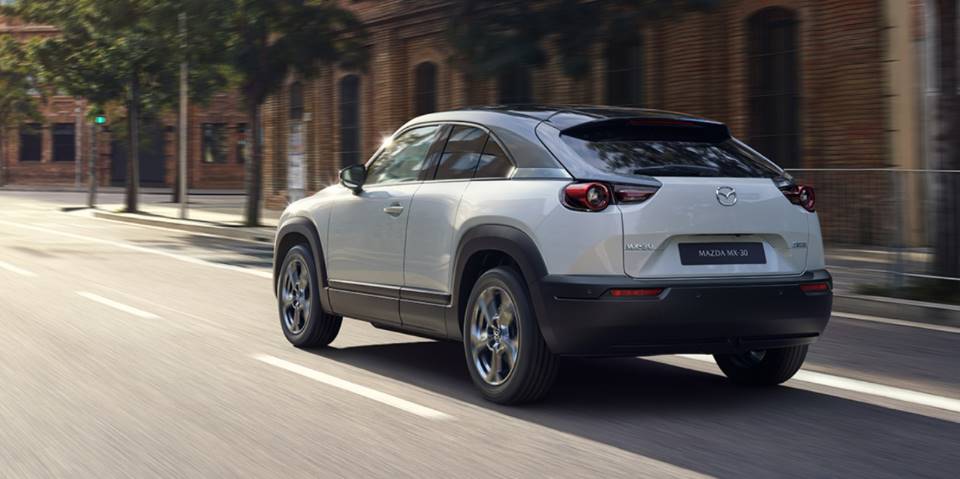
top-left (785, 168), bottom-right (960, 289)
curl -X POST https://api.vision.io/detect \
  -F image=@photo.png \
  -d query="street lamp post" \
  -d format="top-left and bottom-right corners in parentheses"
top-left (88, 114), bottom-right (105, 208)
top-left (178, 11), bottom-right (188, 219)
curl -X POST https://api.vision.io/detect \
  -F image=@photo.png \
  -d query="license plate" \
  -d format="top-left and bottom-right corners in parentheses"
top-left (678, 242), bottom-right (766, 265)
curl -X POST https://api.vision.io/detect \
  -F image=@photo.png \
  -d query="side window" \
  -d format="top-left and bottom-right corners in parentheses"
top-left (475, 137), bottom-right (514, 178)
top-left (434, 126), bottom-right (487, 180)
top-left (365, 125), bottom-right (440, 186)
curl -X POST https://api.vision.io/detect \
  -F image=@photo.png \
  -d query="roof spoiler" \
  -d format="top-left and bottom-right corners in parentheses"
top-left (561, 117), bottom-right (731, 143)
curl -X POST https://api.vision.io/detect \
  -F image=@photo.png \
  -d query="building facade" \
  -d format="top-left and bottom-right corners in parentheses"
top-left (259, 0), bottom-right (942, 246)
top-left (0, 16), bottom-right (250, 190)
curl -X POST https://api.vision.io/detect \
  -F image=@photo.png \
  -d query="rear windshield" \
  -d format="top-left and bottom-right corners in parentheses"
top-left (561, 120), bottom-right (784, 178)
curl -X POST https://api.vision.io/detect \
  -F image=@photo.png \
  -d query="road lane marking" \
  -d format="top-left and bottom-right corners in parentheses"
top-left (0, 261), bottom-right (36, 277)
top-left (0, 219), bottom-right (272, 279)
top-left (252, 354), bottom-right (453, 420)
top-left (675, 354), bottom-right (960, 414)
top-left (77, 291), bottom-right (161, 319)
top-left (832, 311), bottom-right (960, 334)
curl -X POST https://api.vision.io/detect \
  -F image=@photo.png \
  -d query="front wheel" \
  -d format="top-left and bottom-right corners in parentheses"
top-left (463, 267), bottom-right (558, 404)
top-left (713, 345), bottom-right (808, 386)
top-left (278, 244), bottom-right (342, 348)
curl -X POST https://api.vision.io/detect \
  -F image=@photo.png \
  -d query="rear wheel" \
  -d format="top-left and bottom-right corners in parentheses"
top-left (278, 244), bottom-right (342, 348)
top-left (463, 267), bottom-right (558, 404)
top-left (714, 345), bottom-right (808, 386)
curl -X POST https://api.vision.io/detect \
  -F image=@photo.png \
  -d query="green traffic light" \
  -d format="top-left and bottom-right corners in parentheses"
top-left (95, 116), bottom-right (106, 124)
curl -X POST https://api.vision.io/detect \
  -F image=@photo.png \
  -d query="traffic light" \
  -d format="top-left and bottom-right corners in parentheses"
top-left (95, 115), bottom-right (106, 125)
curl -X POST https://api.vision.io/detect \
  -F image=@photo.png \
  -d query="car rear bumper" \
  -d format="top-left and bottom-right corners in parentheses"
top-left (533, 270), bottom-right (832, 356)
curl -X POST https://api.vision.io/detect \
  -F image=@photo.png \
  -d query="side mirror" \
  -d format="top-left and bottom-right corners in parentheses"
top-left (339, 164), bottom-right (367, 193)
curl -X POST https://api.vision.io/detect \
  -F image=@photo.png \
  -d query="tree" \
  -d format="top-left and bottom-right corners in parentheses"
top-left (0, 39), bottom-right (41, 186)
top-left (448, 0), bottom-right (723, 81)
top-left (3, 0), bottom-right (225, 212)
top-left (204, 0), bottom-right (366, 226)
top-left (934, 0), bottom-right (960, 282)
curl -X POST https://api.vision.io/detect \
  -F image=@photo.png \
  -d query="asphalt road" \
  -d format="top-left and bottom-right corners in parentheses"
top-left (1, 190), bottom-right (958, 478)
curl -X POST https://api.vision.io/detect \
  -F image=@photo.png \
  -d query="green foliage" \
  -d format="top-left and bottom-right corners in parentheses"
top-left (2, 0), bottom-right (231, 114)
top-left (209, 0), bottom-right (367, 107)
top-left (0, 38), bottom-right (42, 127)
top-left (448, 0), bottom-right (725, 79)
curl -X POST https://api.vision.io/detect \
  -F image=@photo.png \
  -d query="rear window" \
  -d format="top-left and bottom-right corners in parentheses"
top-left (561, 119), bottom-right (783, 178)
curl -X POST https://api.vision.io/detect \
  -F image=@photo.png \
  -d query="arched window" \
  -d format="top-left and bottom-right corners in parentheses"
top-left (497, 67), bottom-right (532, 104)
top-left (338, 75), bottom-right (361, 168)
top-left (748, 7), bottom-right (801, 168)
top-left (414, 62), bottom-right (437, 116)
top-left (606, 36), bottom-right (643, 106)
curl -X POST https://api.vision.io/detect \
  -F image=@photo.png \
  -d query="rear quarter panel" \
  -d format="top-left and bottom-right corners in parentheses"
top-left (454, 179), bottom-right (624, 279)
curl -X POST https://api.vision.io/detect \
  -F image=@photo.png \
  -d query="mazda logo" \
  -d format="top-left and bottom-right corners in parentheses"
top-left (716, 186), bottom-right (737, 206)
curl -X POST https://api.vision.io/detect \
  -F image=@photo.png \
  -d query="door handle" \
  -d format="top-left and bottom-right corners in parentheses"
top-left (383, 203), bottom-right (404, 216)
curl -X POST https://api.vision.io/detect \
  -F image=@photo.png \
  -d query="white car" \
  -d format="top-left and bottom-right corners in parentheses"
top-left (273, 106), bottom-right (832, 404)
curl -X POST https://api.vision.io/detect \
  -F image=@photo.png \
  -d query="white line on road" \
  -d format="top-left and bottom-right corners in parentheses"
top-left (675, 354), bottom-right (960, 414)
top-left (833, 311), bottom-right (960, 334)
top-left (252, 354), bottom-right (453, 420)
top-left (0, 219), bottom-right (272, 279)
top-left (0, 261), bottom-right (36, 277)
top-left (76, 291), bottom-right (161, 319)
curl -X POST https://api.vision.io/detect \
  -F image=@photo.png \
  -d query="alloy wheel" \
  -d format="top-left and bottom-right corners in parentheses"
top-left (468, 286), bottom-right (521, 386)
top-left (281, 257), bottom-right (311, 335)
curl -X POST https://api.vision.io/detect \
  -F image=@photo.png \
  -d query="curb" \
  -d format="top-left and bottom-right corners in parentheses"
top-left (834, 293), bottom-right (960, 329)
top-left (91, 210), bottom-right (275, 244)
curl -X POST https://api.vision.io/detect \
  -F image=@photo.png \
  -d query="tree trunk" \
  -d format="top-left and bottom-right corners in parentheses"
top-left (0, 124), bottom-right (6, 187)
top-left (244, 100), bottom-right (262, 226)
top-left (126, 73), bottom-right (141, 213)
top-left (935, 0), bottom-right (959, 281)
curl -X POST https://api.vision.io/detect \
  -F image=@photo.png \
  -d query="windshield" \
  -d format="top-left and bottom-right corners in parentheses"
top-left (561, 124), bottom-right (785, 178)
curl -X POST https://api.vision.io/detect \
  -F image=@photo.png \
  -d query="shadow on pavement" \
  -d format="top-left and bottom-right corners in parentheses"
top-left (119, 233), bottom-right (274, 269)
top-left (312, 340), bottom-right (960, 479)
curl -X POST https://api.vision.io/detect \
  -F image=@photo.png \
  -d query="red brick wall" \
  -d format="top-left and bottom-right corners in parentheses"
top-left (258, 1), bottom-right (891, 212)
top-left (0, 18), bottom-right (250, 190)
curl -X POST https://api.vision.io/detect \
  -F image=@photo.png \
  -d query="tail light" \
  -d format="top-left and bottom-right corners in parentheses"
top-left (563, 182), bottom-right (659, 212)
top-left (781, 184), bottom-right (816, 212)
top-left (563, 182), bottom-right (611, 211)
top-left (613, 184), bottom-right (659, 204)
top-left (800, 282), bottom-right (830, 294)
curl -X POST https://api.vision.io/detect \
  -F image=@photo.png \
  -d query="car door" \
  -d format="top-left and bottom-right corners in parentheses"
top-left (401, 124), bottom-right (495, 334)
top-left (327, 124), bottom-right (442, 325)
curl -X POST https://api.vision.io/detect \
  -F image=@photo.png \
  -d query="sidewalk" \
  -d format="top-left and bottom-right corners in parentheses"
top-left (91, 195), bottom-right (281, 243)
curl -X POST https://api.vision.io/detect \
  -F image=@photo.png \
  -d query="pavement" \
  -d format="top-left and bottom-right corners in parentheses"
top-left (1, 190), bottom-right (958, 478)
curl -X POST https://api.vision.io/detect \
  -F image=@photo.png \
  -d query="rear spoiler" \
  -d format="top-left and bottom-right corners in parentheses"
top-left (561, 117), bottom-right (731, 143)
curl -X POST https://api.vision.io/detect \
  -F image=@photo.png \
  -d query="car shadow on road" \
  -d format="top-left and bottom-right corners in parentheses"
top-left (310, 339), bottom-right (960, 479)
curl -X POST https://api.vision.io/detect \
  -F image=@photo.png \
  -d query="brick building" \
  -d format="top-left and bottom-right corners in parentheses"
top-left (0, 16), bottom-right (250, 190)
top-left (260, 0), bottom-right (939, 246)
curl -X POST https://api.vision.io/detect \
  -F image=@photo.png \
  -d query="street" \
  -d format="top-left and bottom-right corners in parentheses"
top-left (0, 191), bottom-right (958, 478)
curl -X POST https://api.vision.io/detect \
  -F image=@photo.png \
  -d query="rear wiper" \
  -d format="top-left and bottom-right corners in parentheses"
top-left (632, 164), bottom-right (720, 176)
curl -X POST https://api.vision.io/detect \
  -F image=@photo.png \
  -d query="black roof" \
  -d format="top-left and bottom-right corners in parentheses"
top-left (455, 105), bottom-right (718, 130)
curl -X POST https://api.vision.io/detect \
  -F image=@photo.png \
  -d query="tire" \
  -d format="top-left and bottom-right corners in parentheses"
top-left (277, 244), bottom-right (342, 348)
top-left (713, 345), bottom-right (808, 386)
top-left (462, 266), bottom-right (558, 404)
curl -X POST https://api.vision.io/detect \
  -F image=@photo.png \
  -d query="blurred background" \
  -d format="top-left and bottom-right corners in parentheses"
top-left (0, 2), bottom-right (958, 477)
top-left (0, 0), bottom-right (958, 301)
